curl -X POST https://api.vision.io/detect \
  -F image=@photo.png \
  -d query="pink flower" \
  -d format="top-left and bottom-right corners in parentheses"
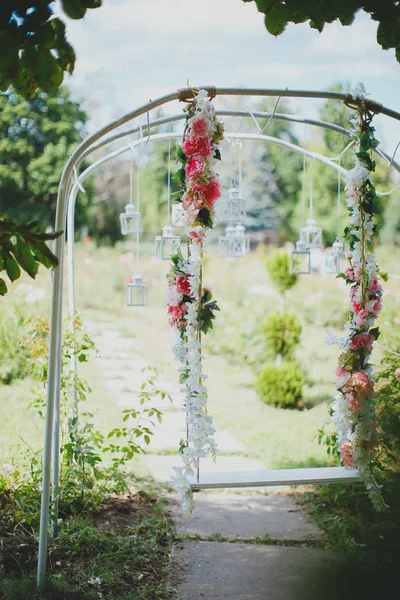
top-left (349, 333), bottom-right (374, 354)
top-left (370, 279), bottom-right (380, 292)
top-left (340, 440), bottom-right (355, 469)
top-left (371, 298), bottom-right (382, 318)
top-left (395, 369), bottom-right (400, 378)
top-left (349, 371), bottom-right (373, 394)
top-left (193, 179), bottom-right (221, 208)
top-left (335, 366), bottom-right (351, 389)
top-left (345, 267), bottom-right (355, 281)
top-left (345, 393), bottom-right (361, 411)
top-left (188, 229), bottom-right (206, 244)
top-left (168, 303), bottom-right (188, 327)
top-left (167, 285), bottom-right (183, 307)
top-left (176, 275), bottom-right (191, 296)
top-left (354, 267), bottom-right (362, 280)
top-left (183, 136), bottom-right (211, 157)
top-left (185, 156), bottom-right (206, 179)
top-left (191, 117), bottom-right (208, 137)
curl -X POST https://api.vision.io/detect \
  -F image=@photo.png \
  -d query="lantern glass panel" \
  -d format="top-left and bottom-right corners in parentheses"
top-left (120, 204), bottom-right (142, 235)
top-left (126, 275), bottom-right (148, 307)
top-left (324, 252), bottom-right (341, 274)
top-left (155, 235), bottom-right (181, 260)
top-left (172, 204), bottom-right (186, 227)
top-left (291, 241), bottom-right (311, 274)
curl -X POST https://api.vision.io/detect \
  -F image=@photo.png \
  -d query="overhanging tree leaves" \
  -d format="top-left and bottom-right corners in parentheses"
top-left (0, 219), bottom-right (60, 295)
top-left (243, 1), bottom-right (400, 64)
top-left (0, 1), bottom-right (102, 99)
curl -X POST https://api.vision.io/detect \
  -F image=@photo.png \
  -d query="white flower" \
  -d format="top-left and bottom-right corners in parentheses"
top-left (350, 82), bottom-right (367, 100)
top-left (167, 285), bottom-right (183, 307)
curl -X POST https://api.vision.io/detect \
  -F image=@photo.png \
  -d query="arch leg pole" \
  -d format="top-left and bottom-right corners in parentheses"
top-left (37, 238), bottom-right (65, 587)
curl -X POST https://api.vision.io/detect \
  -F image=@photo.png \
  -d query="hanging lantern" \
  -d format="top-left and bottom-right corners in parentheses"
top-left (324, 237), bottom-right (344, 274)
top-left (120, 203), bottom-right (142, 235)
top-left (300, 217), bottom-right (323, 249)
top-left (126, 274), bottom-right (148, 307)
top-left (155, 224), bottom-right (181, 260)
top-left (216, 183), bottom-right (246, 224)
top-left (218, 224), bottom-right (236, 258)
top-left (291, 240), bottom-right (311, 274)
top-left (232, 223), bottom-right (249, 257)
top-left (172, 204), bottom-right (186, 227)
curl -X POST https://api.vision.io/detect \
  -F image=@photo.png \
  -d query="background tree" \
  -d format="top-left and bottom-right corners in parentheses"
top-left (243, 98), bottom-right (303, 241)
top-left (243, 1), bottom-right (400, 66)
top-left (0, 1), bottom-right (102, 98)
top-left (0, 86), bottom-right (93, 230)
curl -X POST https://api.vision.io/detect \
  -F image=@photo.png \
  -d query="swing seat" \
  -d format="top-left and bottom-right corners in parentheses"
top-left (189, 466), bottom-right (359, 491)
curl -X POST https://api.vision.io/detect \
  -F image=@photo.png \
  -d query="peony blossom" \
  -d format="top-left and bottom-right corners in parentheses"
top-left (183, 136), bottom-right (211, 157)
top-left (191, 117), bottom-right (209, 137)
top-left (193, 179), bottom-right (221, 208)
top-left (349, 333), bottom-right (375, 354)
top-left (176, 275), bottom-right (192, 296)
top-left (167, 285), bottom-right (183, 307)
top-left (185, 156), bottom-right (206, 179)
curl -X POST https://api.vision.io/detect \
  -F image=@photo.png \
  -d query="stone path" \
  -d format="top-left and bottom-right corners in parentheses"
top-left (87, 320), bottom-right (369, 600)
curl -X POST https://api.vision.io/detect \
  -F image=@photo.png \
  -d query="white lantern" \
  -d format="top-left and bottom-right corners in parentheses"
top-left (172, 204), bottom-right (186, 227)
top-left (300, 217), bottom-right (323, 249)
top-left (216, 183), bottom-right (246, 224)
top-left (291, 240), bottom-right (311, 274)
top-left (126, 274), bottom-right (148, 307)
top-left (120, 204), bottom-right (142, 235)
top-left (155, 224), bottom-right (181, 260)
top-left (218, 223), bottom-right (249, 258)
top-left (324, 237), bottom-right (344, 274)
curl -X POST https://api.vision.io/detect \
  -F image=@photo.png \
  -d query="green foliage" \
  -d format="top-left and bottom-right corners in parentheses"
top-left (244, 98), bottom-right (303, 240)
top-left (261, 310), bottom-right (302, 359)
top-left (266, 249), bottom-right (297, 295)
top-left (0, 219), bottom-right (60, 295)
top-left (256, 360), bottom-right (304, 408)
top-left (0, 301), bottom-right (30, 384)
top-left (376, 355), bottom-right (400, 468)
top-left (243, 1), bottom-right (400, 66)
top-left (0, 87), bottom-right (91, 228)
top-left (0, 1), bottom-right (102, 98)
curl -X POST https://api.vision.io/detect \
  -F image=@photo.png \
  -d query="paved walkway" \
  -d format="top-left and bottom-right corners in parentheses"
top-left (87, 320), bottom-right (381, 600)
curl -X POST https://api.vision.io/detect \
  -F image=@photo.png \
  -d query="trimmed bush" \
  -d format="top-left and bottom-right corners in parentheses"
top-left (266, 249), bottom-right (297, 295)
top-left (256, 361), bottom-right (304, 409)
top-left (261, 310), bottom-right (302, 359)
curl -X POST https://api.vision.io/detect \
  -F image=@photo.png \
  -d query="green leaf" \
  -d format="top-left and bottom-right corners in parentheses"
top-left (264, 3), bottom-right (288, 36)
top-left (255, 0), bottom-right (274, 13)
top-left (370, 327), bottom-right (380, 340)
top-left (0, 278), bottom-right (7, 295)
top-left (214, 148), bottom-right (222, 161)
top-left (4, 254), bottom-right (21, 282)
top-left (13, 238), bottom-right (39, 279)
top-left (62, 0), bottom-right (88, 20)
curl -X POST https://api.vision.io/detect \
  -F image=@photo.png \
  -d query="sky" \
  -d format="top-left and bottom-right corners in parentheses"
top-left (58, 0), bottom-right (400, 155)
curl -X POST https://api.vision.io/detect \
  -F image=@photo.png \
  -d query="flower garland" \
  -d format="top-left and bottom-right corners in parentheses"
top-left (331, 84), bottom-right (387, 510)
top-left (167, 89), bottom-right (224, 511)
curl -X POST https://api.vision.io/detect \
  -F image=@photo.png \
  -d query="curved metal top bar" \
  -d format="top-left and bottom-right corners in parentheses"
top-left (78, 109), bottom-right (400, 176)
top-left (74, 88), bottom-right (400, 170)
top-left (80, 110), bottom-right (352, 163)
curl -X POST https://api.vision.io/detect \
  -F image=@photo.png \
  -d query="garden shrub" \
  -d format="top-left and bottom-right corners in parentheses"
top-left (261, 310), bottom-right (302, 359)
top-left (256, 361), bottom-right (304, 409)
top-left (266, 249), bottom-right (297, 295)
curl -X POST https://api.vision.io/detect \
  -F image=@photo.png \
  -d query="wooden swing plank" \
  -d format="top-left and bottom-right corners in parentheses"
top-left (189, 466), bottom-right (360, 491)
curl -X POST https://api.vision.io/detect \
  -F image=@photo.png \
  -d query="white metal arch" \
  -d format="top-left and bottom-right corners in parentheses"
top-left (37, 87), bottom-right (400, 587)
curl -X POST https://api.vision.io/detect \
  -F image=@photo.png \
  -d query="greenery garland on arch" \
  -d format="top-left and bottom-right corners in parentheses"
top-left (331, 84), bottom-right (387, 511)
